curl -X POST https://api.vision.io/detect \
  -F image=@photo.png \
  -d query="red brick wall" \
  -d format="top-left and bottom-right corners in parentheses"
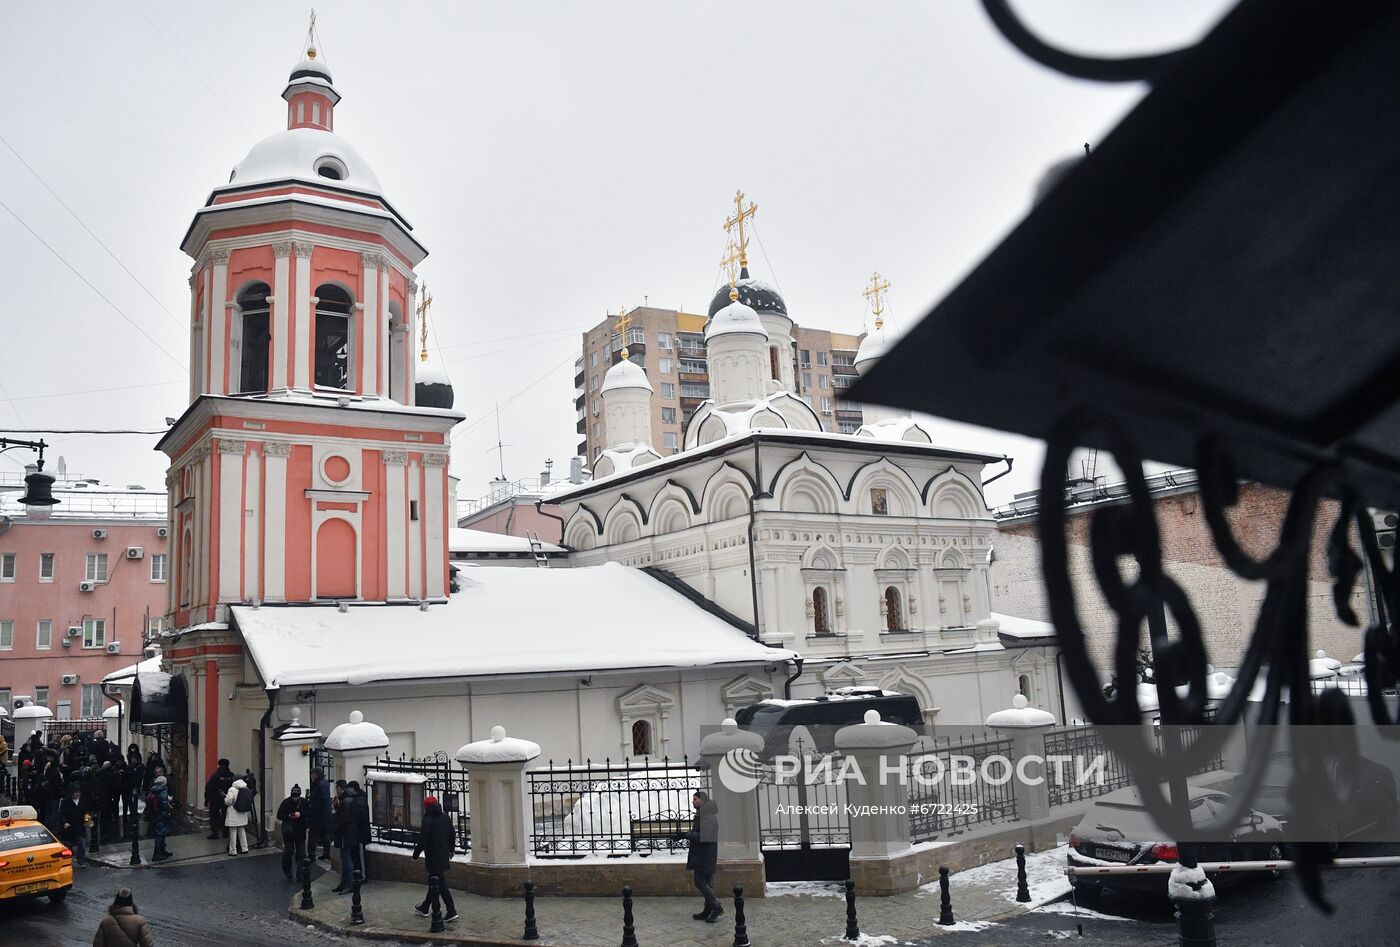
top-left (991, 484), bottom-right (1366, 669)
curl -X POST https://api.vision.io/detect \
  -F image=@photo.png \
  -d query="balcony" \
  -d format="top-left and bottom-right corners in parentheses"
top-left (576, 417), bottom-right (587, 434)
top-left (679, 371), bottom-right (708, 384)
top-left (832, 363), bottom-right (859, 376)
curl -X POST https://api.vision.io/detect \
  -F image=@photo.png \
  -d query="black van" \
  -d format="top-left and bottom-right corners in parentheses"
top-left (734, 688), bottom-right (923, 757)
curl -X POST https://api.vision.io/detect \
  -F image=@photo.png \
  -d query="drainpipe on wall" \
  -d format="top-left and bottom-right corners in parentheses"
top-left (256, 687), bottom-right (277, 846)
top-left (784, 657), bottom-right (806, 700)
top-left (535, 500), bottom-right (566, 546)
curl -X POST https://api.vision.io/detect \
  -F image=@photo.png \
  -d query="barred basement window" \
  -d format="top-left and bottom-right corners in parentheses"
top-left (631, 720), bottom-right (653, 756)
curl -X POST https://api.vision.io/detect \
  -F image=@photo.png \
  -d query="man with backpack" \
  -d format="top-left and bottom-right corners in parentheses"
top-left (204, 759), bottom-right (236, 840)
top-left (223, 777), bottom-right (253, 856)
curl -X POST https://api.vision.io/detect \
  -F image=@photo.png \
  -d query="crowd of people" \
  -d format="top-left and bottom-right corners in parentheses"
top-left (11, 729), bottom-right (175, 861)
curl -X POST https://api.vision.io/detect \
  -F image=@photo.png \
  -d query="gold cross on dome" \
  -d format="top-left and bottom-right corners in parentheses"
top-left (417, 281), bottom-right (433, 362)
top-left (720, 240), bottom-right (742, 289)
top-left (723, 190), bottom-right (758, 268)
top-left (616, 305), bottom-right (633, 360)
top-left (863, 271), bottom-right (890, 330)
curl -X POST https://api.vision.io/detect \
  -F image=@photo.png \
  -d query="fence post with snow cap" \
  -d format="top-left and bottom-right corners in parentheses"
top-left (834, 709), bottom-right (919, 896)
top-left (699, 718), bottom-right (765, 865)
top-left (324, 710), bottom-right (389, 784)
top-left (455, 725), bottom-right (541, 867)
top-left (986, 694), bottom-right (1057, 828)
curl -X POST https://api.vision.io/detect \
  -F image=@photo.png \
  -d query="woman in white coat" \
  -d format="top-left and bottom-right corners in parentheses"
top-left (223, 778), bottom-right (251, 856)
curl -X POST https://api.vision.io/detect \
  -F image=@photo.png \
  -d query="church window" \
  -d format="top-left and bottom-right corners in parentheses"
top-left (812, 587), bottom-right (831, 636)
top-left (314, 284), bottom-right (353, 390)
top-left (409, 500), bottom-right (419, 522)
top-left (884, 586), bottom-right (904, 632)
top-left (769, 346), bottom-right (781, 381)
top-left (235, 283), bottom-right (272, 394)
top-left (631, 720), bottom-right (653, 756)
top-left (314, 156), bottom-right (347, 180)
top-left (296, 102), bottom-right (305, 124)
top-left (1018, 674), bottom-right (1031, 698)
top-left (312, 101), bottom-right (321, 125)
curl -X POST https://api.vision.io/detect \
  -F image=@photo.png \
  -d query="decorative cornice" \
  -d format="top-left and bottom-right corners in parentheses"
top-left (383, 450), bottom-right (410, 465)
top-left (407, 275), bottom-right (419, 293)
top-left (189, 442), bottom-right (211, 462)
top-left (262, 441), bottom-right (292, 457)
top-left (422, 453), bottom-right (449, 467)
top-left (210, 248), bottom-right (231, 265)
top-left (361, 251), bottom-right (388, 269)
top-left (292, 240), bottom-right (315, 258)
top-left (217, 438), bottom-right (247, 455)
top-left (273, 241), bottom-right (292, 259)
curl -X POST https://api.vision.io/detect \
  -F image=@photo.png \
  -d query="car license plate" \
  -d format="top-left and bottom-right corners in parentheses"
top-left (16, 881), bottom-right (50, 895)
top-left (1095, 848), bottom-right (1131, 863)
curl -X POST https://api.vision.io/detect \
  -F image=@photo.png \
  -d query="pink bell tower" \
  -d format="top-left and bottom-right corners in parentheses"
top-left (156, 41), bottom-right (462, 803)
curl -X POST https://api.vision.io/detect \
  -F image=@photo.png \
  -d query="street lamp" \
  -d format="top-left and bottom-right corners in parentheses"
top-left (1, 437), bottom-right (59, 506)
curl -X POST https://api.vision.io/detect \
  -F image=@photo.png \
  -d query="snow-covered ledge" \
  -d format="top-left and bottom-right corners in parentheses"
top-left (699, 718), bottom-right (765, 864)
top-left (836, 710), bottom-right (918, 861)
top-left (456, 726), bottom-right (538, 868)
top-left (325, 710), bottom-right (388, 784)
top-left (987, 694), bottom-right (1057, 823)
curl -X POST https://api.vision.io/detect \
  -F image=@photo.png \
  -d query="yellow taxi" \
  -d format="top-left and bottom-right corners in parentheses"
top-left (0, 805), bottom-right (73, 905)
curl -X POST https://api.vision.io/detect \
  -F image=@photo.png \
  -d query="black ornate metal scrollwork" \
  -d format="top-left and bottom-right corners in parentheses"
top-left (1039, 410), bottom-right (1398, 909)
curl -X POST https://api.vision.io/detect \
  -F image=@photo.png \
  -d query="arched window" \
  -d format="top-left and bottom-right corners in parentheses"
top-left (1018, 675), bottom-right (1031, 698)
top-left (314, 284), bottom-right (353, 390)
top-left (631, 720), bottom-right (653, 756)
top-left (812, 587), bottom-right (831, 636)
top-left (235, 283), bottom-right (271, 394)
top-left (769, 346), bottom-right (781, 381)
top-left (884, 586), bottom-right (903, 632)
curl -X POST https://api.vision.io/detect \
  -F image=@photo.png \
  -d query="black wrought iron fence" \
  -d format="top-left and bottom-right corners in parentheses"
top-left (906, 734), bottom-right (1018, 843)
top-left (528, 757), bottom-right (708, 858)
top-left (363, 751), bottom-right (469, 852)
top-left (1044, 723), bottom-right (1226, 808)
top-left (41, 719), bottom-right (108, 744)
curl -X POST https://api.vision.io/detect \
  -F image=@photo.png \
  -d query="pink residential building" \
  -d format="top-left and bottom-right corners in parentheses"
top-left (0, 471), bottom-right (168, 722)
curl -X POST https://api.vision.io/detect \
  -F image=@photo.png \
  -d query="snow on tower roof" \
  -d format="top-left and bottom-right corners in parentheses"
top-left (600, 357), bottom-right (652, 394)
top-left (232, 563), bottom-right (795, 687)
top-left (705, 298), bottom-right (768, 342)
top-left (224, 127), bottom-right (382, 195)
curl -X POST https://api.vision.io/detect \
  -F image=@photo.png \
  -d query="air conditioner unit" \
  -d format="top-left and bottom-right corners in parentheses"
top-left (92, 528), bottom-right (108, 540)
top-left (106, 642), bottom-right (121, 654)
top-left (78, 581), bottom-right (96, 593)
top-left (60, 674), bottom-right (79, 686)
top-left (12, 696), bottom-right (31, 710)
top-left (67, 626), bottom-right (82, 638)
top-left (157, 527), bottom-right (169, 539)
top-left (125, 546), bottom-right (144, 560)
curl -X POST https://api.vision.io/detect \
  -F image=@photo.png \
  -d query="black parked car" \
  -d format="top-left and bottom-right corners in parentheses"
top-left (735, 688), bottom-right (923, 759)
top-left (1068, 785), bottom-right (1285, 900)
top-left (1252, 750), bottom-right (1397, 849)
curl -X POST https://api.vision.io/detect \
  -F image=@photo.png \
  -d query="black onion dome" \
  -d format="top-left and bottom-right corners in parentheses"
top-left (707, 267), bottom-right (787, 318)
top-left (415, 377), bottom-right (455, 409)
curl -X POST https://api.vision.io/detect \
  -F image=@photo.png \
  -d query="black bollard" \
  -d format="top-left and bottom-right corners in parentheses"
top-left (620, 885), bottom-right (639, 947)
top-left (128, 818), bottom-right (141, 867)
top-left (844, 879), bottom-right (859, 941)
top-left (523, 879), bottom-right (539, 940)
top-left (937, 866), bottom-right (955, 925)
top-left (732, 885), bottom-right (750, 947)
top-left (1015, 844), bottom-right (1031, 903)
top-left (350, 868), bottom-right (365, 925)
top-left (300, 855), bottom-right (315, 910)
top-left (1174, 892), bottom-right (1218, 947)
top-left (429, 875), bottom-right (445, 933)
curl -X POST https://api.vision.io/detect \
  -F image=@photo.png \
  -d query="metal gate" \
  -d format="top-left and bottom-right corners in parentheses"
top-left (755, 742), bottom-right (851, 881)
top-left (309, 745), bottom-right (333, 783)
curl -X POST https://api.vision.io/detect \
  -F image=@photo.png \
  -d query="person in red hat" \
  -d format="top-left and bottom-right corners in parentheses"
top-left (411, 795), bottom-right (458, 923)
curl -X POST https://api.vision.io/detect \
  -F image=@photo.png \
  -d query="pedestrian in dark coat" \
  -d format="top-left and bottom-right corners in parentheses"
top-left (92, 887), bottom-right (157, 947)
top-left (333, 781), bottom-right (370, 893)
top-left (58, 785), bottom-right (88, 864)
top-left (307, 769), bottom-right (333, 860)
top-left (38, 760), bottom-right (63, 828)
top-left (684, 791), bottom-right (721, 922)
top-left (142, 752), bottom-right (165, 792)
top-left (276, 785), bottom-right (309, 879)
top-left (124, 752), bottom-right (145, 825)
top-left (411, 796), bottom-right (459, 922)
top-left (204, 759), bottom-right (235, 840)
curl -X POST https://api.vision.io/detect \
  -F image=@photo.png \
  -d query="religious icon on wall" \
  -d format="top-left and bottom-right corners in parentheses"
top-left (870, 487), bottom-right (889, 516)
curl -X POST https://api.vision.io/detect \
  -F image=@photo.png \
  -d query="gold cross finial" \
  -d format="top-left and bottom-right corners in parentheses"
top-left (720, 240), bottom-right (743, 300)
top-left (616, 305), bottom-right (633, 360)
top-left (416, 281), bottom-right (433, 362)
top-left (723, 190), bottom-right (758, 269)
top-left (863, 271), bottom-right (890, 330)
top-left (305, 8), bottom-right (318, 59)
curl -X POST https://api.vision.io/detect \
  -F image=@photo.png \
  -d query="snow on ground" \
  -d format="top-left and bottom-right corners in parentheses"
top-left (767, 880), bottom-right (849, 898)
top-left (820, 935), bottom-right (908, 946)
top-left (916, 844), bottom-right (1072, 911)
top-left (1031, 900), bottom-right (1133, 922)
top-left (936, 920), bottom-right (998, 933)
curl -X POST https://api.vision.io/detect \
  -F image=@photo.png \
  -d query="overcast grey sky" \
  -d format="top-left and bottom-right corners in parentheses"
top-left (0, 0), bottom-right (1233, 505)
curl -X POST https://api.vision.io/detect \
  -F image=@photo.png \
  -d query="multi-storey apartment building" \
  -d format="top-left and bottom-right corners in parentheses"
top-left (575, 307), bottom-right (864, 460)
top-left (0, 471), bottom-right (168, 721)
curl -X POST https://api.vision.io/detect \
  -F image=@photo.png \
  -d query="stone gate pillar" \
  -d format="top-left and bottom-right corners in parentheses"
top-left (986, 693), bottom-right (1057, 832)
top-left (325, 710), bottom-right (389, 784)
top-left (456, 725), bottom-right (540, 878)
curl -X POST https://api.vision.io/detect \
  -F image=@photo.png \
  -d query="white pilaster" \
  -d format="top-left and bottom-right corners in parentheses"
top-left (384, 452), bottom-right (408, 599)
top-left (360, 252), bottom-right (379, 397)
top-left (263, 443), bottom-right (289, 602)
top-left (244, 448), bottom-right (261, 602)
top-left (271, 243), bottom-right (292, 391)
top-left (293, 242), bottom-right (314, 391)
top-left (218, 439), bottom-right (245, 603)
top-left (209, 250), bottom-right (229, 395)
top-left (407, 458), bottom-right (422, 598)
top-left (423, 454), bottom-right (446, 599)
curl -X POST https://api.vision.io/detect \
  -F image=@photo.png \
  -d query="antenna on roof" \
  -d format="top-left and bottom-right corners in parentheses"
top-left (486, 404), bottom-right (512, 482)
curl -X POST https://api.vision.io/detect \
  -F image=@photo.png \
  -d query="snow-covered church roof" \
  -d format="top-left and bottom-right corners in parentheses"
top-left (232, 562), bottom-right (795, 687)
top-left (600, 357), bottom-right (652, 394)
top-left (854, 415), bottom-right (934, 443)
top-left (706, 297), bottom-right (768, 342)
top-left (594, 444), bottom-right (663, 479)
top-left (223, 127), bottom-right (383, 195)
top-left (683, 390), bottom-right (821, 449)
